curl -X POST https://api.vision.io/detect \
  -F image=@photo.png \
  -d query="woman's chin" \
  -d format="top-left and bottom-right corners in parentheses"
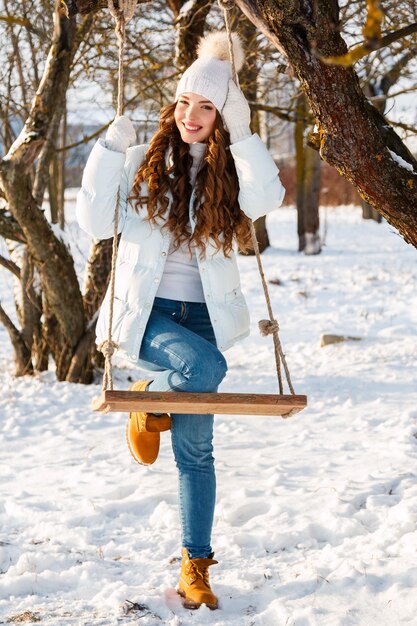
top-left (180, 130), bottom-right (208, 144)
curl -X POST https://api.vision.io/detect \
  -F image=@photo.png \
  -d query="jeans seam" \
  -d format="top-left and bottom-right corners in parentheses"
top-left (171, 420), bottom-right (187, 547)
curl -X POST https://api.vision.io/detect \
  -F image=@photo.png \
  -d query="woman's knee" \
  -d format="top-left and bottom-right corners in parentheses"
top-left (200, 351), bottom-right (228, 390)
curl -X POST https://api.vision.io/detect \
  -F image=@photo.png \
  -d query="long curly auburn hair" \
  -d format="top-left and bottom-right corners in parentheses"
top-left (129, 103), bottom-right (252, 257)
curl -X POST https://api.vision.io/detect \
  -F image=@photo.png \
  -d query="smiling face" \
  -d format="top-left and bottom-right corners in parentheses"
top-left (174, 92), bottom-right (217, 143)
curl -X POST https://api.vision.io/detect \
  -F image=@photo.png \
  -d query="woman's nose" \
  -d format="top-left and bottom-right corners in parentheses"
top-left (185, 105), bottom-right (197, 119)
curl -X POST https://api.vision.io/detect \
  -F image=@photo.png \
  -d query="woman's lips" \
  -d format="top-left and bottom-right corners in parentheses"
top-left (183, 123), bottom-right (202, 132)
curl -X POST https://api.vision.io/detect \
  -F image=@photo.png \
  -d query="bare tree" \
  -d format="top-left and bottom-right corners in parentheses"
top-left (0, 1), bottom-right (105, 380)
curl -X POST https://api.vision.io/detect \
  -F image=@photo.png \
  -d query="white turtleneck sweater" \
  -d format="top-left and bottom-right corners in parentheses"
top-left (155, 142), bottom-right (206, 303)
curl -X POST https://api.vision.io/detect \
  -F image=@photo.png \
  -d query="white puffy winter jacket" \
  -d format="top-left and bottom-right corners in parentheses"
top-left (76, 134), bottom-right (285, 364)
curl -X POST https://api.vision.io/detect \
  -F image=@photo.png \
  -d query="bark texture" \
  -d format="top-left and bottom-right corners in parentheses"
top-left (0, 7), bottom-right (97, 381)
top-left (235, 0), bottom-right (417, 248)
top-left (361, 47), bottom-right (416, 223)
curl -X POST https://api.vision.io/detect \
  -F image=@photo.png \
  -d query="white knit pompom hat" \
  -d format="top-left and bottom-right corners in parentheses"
top-left (175, 31), bottom-right (244, 111)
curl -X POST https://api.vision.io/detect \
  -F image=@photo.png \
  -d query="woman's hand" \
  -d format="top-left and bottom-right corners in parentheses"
top-left (221, 80), bottom-right (252, 144)
top-left (105, 115), bottom-right (137, 153)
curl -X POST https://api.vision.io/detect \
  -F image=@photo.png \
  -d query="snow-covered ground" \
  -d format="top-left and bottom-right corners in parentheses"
top-left (1, 201), bottom-right (416, 626)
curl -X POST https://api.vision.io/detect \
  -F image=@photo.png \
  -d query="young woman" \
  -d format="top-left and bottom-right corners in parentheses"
top-left (76, 32), bottom-right (285, 610)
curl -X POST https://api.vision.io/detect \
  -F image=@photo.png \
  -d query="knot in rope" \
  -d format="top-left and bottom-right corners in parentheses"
top-left (98, 339), bottom-right (118, 359)
top-left (108, 0), bottom-right (136, 42)
top-left (218, 0), bottom-right (235, 9)
top-left (258, 319), bottom-right (279, 337)
top-left (108, 0), bottom-right (136, 23)
top-left (98, 339), bottom-right (119, 391)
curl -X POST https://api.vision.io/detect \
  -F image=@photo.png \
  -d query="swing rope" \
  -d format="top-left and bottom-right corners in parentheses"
top-left (219, 0), bottom-right (295, 395)
top-left (100, 0), bottom-right (296, 397)
top-left (98, 0), bottom-right (136, 391)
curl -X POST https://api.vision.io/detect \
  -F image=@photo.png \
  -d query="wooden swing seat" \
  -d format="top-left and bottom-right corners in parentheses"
top-left (92, 390), bottom-right (307, 417)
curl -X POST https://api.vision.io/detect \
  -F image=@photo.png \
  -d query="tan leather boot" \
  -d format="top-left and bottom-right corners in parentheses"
top-left (177, 548), bottom-right (218, 610)
top-left (126, 380), bottom-right (171, 465)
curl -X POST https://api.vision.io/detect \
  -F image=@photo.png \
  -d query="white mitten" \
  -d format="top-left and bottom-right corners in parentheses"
top-left (105, 115), bottom-right (136, 152)
top-left (221, 80), bottom-right (252, 144)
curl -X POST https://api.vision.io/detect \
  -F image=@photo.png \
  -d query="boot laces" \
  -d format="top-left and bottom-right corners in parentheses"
top-left (187, 560), bottom-right (210, 585)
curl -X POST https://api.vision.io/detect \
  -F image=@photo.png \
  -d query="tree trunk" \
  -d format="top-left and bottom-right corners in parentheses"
top-left (0, 8), bottom-right (92, 382)
top-left (295, 92), bottom-right (321, 254)
top-left (18, 251), bottom-right (43, 357)
top-left (303, 142), bottom-right (321, 254)
top-left (295, 92), bottom-right (306, 251)
top-left (359, 49), bottom-right (415, 227)
top-left (58, 104), bottom-right (67, 230)
top-left (235, 0), bottom-right (417, 248)
top-left (236, 12), bottom-right (270, 254)
top-left (82, 238), bottom-right (114, 322)
top-left (48, 156), bottom-right (60, 224)
top-left (47, 118), bottom-right (66, 227)
top-left (362, 200), bottom-right (382, 222)
top-left (62, 237), bottom-right (114, 379)
top-left (167, 0), bottom-right (214, 72)
top-left (0, 303), bottom-right (33, 376)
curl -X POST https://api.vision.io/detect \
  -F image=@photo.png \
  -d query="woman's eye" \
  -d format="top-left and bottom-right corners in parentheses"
top-left (179, 100), bottom-right (188, 105)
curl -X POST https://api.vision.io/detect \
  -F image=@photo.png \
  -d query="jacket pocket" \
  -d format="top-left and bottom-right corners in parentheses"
top-left (224, 289), bottom-right (250, 337)
top-left (225, 288), bottom-right (243, 304)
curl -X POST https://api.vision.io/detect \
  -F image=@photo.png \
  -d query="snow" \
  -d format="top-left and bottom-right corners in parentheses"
top-left (388, 149), bottom-right (416, 174)
top-left (178, 0), bottom-right (198, 18)
top-left (1, 199), bottom-right (417, 625)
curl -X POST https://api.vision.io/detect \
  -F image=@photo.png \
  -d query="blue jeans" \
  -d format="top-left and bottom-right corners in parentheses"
top-left (138, 297), bottom-right (228, 558)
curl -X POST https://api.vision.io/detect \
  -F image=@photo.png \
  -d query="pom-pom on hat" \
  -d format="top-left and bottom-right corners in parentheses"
top-left (175, 31), bottom-right (244, 112)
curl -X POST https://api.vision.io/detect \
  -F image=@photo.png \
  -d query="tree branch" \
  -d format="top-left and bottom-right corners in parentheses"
top-left (0, 254), bottom-right (20, 279)
top-left (249, 101), bottom-right (297, 123)
top-left (0, 301), bottom-right (21, 339)
top-left (0, 300), bottom-right (33, 375)
top-left (0, 14), bottom-right (48, 39)
top-left (0, 3), bottom-right (87, 359)
top-left (2, 5), bottom-right (77, 167)
top-left (62, 0), bottom-right (148, 17)
top-left (0, 210), bottom-right (26, 243)
top-left (320, 23), bottom-right (417, 67)
top-left (387, 119), bottom-right (417, 135)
